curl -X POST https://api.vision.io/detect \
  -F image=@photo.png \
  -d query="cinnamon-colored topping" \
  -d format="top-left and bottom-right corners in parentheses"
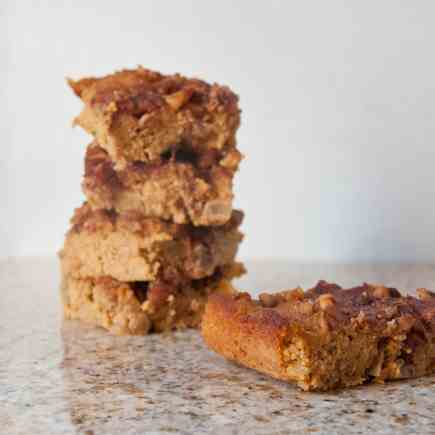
top-left (147, 281), bottom-right (174, 309)
top-left (69, 68), bottom-right (239, 115)
top-left (69, 202), bottom-right (243, 237)
top-left (84, 145), bottom-right (122, 192)
top-left (69, 202), bottom-right (178, 237)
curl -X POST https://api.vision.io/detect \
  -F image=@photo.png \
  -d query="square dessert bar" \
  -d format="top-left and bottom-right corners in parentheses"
top-left (62, 263), bottom-right (244, 335)
top-left (60, 203), bottom-right (243, 283)
top-left (202, 281), bottom-right (435, 391)
top-left (69, 67), bottom-right (241, 169)
top-left (83, 142), bottom-right (241, 226)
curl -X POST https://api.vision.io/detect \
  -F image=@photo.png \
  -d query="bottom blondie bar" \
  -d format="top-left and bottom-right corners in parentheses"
top-left (62, 263), bottom-right (244, 335)
top-left (202, 281), bottom-right (435, 391)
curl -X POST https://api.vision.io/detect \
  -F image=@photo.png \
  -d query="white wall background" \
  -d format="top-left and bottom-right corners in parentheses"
top-left (3, 0), bottom-right (435, 263)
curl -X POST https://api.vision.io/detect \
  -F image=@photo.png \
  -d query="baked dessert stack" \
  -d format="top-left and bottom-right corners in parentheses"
top-left (60, 67), bottom-right (244, 335)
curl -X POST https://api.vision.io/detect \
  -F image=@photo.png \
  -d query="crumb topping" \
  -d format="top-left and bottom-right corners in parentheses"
top-left (68, 67), bottom-right (239, 118)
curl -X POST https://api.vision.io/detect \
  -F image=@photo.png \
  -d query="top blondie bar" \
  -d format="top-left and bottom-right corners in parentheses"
top-left (69, 67), bottom-right (241, 169)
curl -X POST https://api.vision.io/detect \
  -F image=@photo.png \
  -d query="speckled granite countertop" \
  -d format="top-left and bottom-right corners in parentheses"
top-left (3, 258), bottom-right (435, 434)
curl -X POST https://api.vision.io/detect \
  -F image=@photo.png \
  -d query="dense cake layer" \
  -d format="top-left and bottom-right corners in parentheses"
top-left (202, 281), bottom-right (435, 391)
top-left (69, 67), bottom-right (241, 169)
top-left (62, 263), bottom-right (244, 335)
top-left (60, 203), bottom-right (243, 283)
top-left (83, 143), bottom-right (241, 226)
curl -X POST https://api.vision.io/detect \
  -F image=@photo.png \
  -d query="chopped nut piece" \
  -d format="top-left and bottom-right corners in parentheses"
top-left (372, 285), bottom-right (401, 299)
top-left (220, 149), bottom-right (243, 171)
top-left (417, 288), bottom-right (435, 300)
top-left (317, 293), bottom-right (336, 311)
top-left (164, 90), bottom-right (192, 111)
top-left (259, 293), bottom-right (280, 308)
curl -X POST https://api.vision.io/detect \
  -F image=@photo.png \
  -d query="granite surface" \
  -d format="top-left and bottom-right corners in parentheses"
top-left (3, 258), bottom-right (435, 434)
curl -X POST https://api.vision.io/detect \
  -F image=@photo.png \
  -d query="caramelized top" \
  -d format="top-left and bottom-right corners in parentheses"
top-left (84, 142), bottom-right (236, 188)
top-left (214, 281), bottom-right (435, 340)
top-left (68, 67), bottom-right (239, 117)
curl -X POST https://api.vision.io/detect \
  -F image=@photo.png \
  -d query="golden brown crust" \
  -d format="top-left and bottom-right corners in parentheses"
top-left (68, 67), bottom-right (241, 169)
top-left (83, 143), bottom-right (241, 226)
top-left (61, 263), bottom-right (243, 335)
top-left (59, 203), bottom-right (244, 283)
top-left (203, 292), bottom-right (289, 380)
top-left (202, 281), bottom-right (435, 391)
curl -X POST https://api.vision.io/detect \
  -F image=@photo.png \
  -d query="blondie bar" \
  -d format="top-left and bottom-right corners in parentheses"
top-left (62, 263), bottom-right (244, 335)
top-left (83, 142), bottom-right (240, 226)
top-left (69, 67), bottom-right (240, 169)
top-left (60, 203), bottom-right (243, 283)
top-left (202, 281), bottom-right (435, 391)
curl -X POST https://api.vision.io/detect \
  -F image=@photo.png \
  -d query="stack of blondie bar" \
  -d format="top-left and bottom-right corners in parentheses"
top-left (59, 67), bottom-right (244, 335)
